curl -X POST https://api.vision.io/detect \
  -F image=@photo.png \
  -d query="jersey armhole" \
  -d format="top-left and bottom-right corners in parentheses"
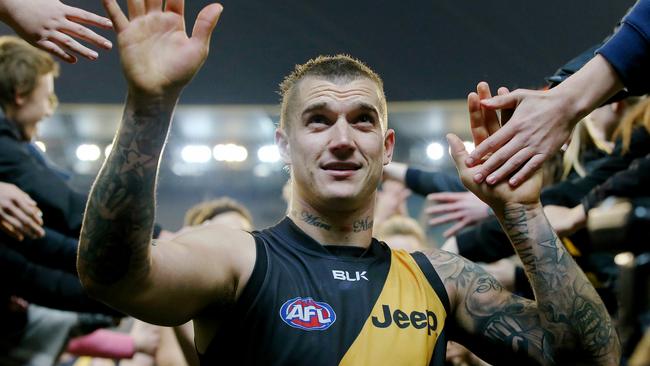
top-left (235, 234), bottom-right (269, 312)
top-left (410, 251), bottom-right (451, 314)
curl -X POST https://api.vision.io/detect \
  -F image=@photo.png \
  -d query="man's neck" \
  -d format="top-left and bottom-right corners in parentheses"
top-left (288, 200), bottom-right (375, 248)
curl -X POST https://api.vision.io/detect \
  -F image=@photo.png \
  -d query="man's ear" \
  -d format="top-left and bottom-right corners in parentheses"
top-left (383, 129), bottom-right (396, 165)
top-left (275, 128), bottom-right (291, 164)
top-left (14, 92), bottom-right (26, 107)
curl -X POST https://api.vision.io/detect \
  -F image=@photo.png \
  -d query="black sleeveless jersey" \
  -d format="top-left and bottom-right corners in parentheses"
top-left (199, 217), bottom-right (451, 365)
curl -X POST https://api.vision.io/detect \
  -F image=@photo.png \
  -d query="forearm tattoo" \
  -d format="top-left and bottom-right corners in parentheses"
top-left (427, 203), bottom-right (620, 365)
top-left (78, 96), bottom-right (175, 286)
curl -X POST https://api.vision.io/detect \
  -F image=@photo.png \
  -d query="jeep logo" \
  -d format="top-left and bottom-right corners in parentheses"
top-left (371, 304), bottom-right (438, 335)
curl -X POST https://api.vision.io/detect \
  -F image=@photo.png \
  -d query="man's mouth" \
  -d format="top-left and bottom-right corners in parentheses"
top-left (321, 162), bottom-right (361, 178)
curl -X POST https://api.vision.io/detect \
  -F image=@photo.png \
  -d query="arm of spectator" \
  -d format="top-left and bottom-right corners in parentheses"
top-left (597, 0), bottom-right (650, 96)
top-left (0, 182), bottom-right (44, 241)
top-left (467, 55), bottom-right (623, 188)
top-left (67, 329), bottom-right (137, 359)
top-left (544, 205), bottom-right (586, 238)
top-left (582, 154), bottom-right (650, 212)
top-left (425, 191), bottom-right (491, 237)
top-left (172, 322), bottom-right (199, 366)
top-left (0, 137), bottom-right (87, 236)
top-left (374, 180), bottom-right (410, 228)
top-left (384, 162), bottom-right (466, 196)
top-left (0, 244), bottom-right (121, 315)
top-left (4, 226), bottom-right (77, 273)
top-left (0, 0), bottom-right (113, 63)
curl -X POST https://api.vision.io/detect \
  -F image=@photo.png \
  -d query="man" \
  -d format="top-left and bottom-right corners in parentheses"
top-left (78, 0), bottom-right (620, 365)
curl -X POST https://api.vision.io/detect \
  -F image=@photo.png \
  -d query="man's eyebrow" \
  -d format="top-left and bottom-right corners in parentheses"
top-left (301, 102), bottom-right (328, 117)
top-left (301, 102), bottom-right (380, 117)
top-left (357, 102), bottom-right (380, 115)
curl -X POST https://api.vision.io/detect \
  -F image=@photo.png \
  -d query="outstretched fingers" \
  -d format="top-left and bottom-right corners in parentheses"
top-left (65, 5), bottom-right (113, 29)
top-left (447, 133), bottom-right (469, 171)
top-left (477, 82), bottom-right (501, 135)
top-left (37, 39), bottom-right (75, 63)
top-left (102, 0), bottom-right (129, 33)
top-left (165, 0), bottom-right (185, 16)
top-left (145, 0), bottom-right (163, 12)
top-left (508, 154), bottom-right (547, 187)
top-left (468, 92), bottom-right (489, 146)
top-left (127, 0), bottom-right (146, 19)
top-left (497, 87), bottom-right (513, 124)
top-left (191, 3), bottom-right (223, 47)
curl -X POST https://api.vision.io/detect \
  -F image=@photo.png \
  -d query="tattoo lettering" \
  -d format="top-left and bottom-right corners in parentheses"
top-left (352, 217), bottom-right (373, 233)
top-left (300, 211), bottom-right (332, 231)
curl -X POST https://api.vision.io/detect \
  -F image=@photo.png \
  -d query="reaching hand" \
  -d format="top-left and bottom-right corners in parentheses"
top-left (0, 182), bottom-right (44, 241)
top-left (425, 191), bottom-right (490, 237)
top-left (131, 320), bottom-right (161, 356)
top-left (466, 55), bottom-right (623, 188)
top-left (382, 162), bottom-right (408, 183)
top-left (465, 87), bottom-right (576, 187)
top-left (544, 204), bottom-right (586, 237)
top-left (103, 0), bottom-right (223, 97)
top-left (0, 0), bottom-right (113, 63)
top-left (448, 84), bottom-right (543, 216)
top-left (375, 180), bottom-right (411, 224)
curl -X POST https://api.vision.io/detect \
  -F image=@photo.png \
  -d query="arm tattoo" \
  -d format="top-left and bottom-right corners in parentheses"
top-left (78, 95), bottom-right (176, 287)
top-left (427, 203), bottom-right (620, 365)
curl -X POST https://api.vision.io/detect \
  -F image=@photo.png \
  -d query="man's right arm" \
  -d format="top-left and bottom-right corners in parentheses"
top-left (77, 0), bottom-right (244, 326)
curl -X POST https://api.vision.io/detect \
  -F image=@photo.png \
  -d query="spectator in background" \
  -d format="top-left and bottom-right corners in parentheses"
top-left (467, 0), bottom-right (650, 187)
top-left (375, 215), bottom-right (426, 252)
top-left (0, 0), bottom-right (112, 63)
top-left (183, 197), bottom-right (253, 231)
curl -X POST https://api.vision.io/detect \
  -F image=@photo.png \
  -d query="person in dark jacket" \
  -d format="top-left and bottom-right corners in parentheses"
top-left (466, 0), bottom-right (650, 188)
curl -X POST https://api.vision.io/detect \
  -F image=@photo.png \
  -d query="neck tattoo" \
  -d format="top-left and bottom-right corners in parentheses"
top-left (352, 217), bottom-right (373, 233)
top-left (300, 211), bottom-right (332, 231)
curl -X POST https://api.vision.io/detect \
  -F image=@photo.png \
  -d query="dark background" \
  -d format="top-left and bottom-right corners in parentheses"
top-left (0, 0), bottom-right (637, 104)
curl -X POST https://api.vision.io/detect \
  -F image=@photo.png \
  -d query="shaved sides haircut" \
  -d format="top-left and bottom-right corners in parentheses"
top-left (279, 54), bottom-right (387, 131)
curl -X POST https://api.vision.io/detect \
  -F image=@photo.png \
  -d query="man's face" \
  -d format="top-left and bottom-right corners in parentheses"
top-left (14, 73), bottom-right (56, 141)
top-left (277, 77), bottom-right (395, 211)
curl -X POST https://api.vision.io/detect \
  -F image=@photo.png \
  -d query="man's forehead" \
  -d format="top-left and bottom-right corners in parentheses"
top-left (294, 76), bottom-right (383, 109)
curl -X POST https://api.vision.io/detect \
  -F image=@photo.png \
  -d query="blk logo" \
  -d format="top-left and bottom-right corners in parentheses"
top-left (372, 304), bottom-right (438, 335)
top-left (332, 270), bottom-right (368, 282)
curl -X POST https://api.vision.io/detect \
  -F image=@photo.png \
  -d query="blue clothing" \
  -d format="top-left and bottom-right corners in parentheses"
top-left (598, 0), bottom-right (650, 94)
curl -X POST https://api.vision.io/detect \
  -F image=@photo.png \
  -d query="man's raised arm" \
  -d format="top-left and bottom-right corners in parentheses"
top-left (433, 88), bottom-right (620, 365)
top-left (76, 0), bottom-right (249, 326)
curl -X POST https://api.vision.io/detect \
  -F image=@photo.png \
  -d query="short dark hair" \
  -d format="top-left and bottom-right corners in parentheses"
top-left (278, 54), bottom-right (387, 130)
top-left (0, 36), bottom-right (59, 110)
top-left (184, 197), bottom-right (253, 227)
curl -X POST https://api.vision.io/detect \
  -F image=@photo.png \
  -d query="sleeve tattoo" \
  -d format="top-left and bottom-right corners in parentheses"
top-left (78, 97), bottom-right (174, 288)
top-left (427, 203), bottom-right (620, 365)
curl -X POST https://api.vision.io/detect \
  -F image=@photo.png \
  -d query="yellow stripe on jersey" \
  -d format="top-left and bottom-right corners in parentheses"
top-left (339, 250), bottom-right (447, 366)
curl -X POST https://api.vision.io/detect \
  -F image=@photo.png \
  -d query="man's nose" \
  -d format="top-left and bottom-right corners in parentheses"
top-left (328, 118), bottom-right (355, 157)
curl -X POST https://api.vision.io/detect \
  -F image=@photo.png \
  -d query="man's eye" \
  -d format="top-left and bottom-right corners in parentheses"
top-left (309, 115), bottom-right (328, 125)
top-left (357, 114), bottom-right (375, 124)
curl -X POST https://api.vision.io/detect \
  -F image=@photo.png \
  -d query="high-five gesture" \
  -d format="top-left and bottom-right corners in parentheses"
top-left (448, 84), bottom-right (543, 216)
top-left (102, 0), bottom-right (223, 97)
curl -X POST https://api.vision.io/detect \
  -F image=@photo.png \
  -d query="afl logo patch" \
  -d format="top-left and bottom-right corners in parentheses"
top-left (279, 297), bottom-right (336, 331)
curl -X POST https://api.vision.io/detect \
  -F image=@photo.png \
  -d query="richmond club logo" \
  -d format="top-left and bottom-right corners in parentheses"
top-left (279, 297), bottom-right (337, 331)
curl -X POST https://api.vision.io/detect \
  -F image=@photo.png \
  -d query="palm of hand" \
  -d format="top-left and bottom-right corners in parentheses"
top-left (118, 13), bottom-right (206, 95)
top-left (457, 160), bottom-right (543, 213)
